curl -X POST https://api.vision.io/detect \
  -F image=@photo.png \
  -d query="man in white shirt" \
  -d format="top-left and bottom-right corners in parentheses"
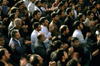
top-left (39, 17), bottom-right (53, 48)
top-left (23, 0), bottom-right (30, 8)
top-left (27, 0), bottom-right (35, 17)
top-left (72, 21), bottom-right (91, 53)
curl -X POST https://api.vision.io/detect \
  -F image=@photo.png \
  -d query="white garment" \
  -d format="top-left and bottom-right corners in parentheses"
top-left (23, 0), bottom-right (30, 8)
top-left (73, 10), bottom-right (77, 19)
top-left (95, 30), bottom-right (99, 35)
top-left (35, 6), bottom-right (42, 15)
top-left (72, 29), bottom-right (88, 47)
top-left (8, 21), bottom-right (15, 31)
top-left (27, 2), bottom-right (35, 16)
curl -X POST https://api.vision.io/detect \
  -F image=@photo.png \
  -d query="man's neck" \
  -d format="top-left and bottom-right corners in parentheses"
top-left (34, 17), bottom-right (39, 21)
top-left (0, 59), bottom-right (6, 64)
top-left (61, 59), bottom-right (66, 62)
top-left (77, 28), bottom-right (81, 31)
top-left (53, 20), bottom-right (57, 23)
top-left (62, 33), bottom-right (66, 36)
top-left (69, 14), bottom-right (72, 18)
top-left (35, 29), bottom-right (39, 32)
top-left (2, 5), bottom-right (6, 7)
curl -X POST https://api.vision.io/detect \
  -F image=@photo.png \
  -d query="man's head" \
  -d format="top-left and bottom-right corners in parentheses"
top-left (11, 29), bottom-right (20, 40)
top-left (66, 59), bottom-right (81, 66)
top-left (51, 12), bottom-right (59, 22)
top-left (32, 10), bottom-right (41, 19)
top-left (37, 33), bottom-right (46, 42)
top-left (60, 25), bottom-right (69, 35)
top-left (30, 54), bottom-right (43, 66)
top-left (0, 48), bottom-right (10, 62)
top-left (58, 2), bottom-right (65, 10)
top-left (9, 13), bottom-right (18, 21)
top-left (66, 8), bottom-right (74, 16)
top-left (96, 24), bottom-right (100, 31)
top-left (57, 49), bottom-right (68, 61)
top-left (34, 0), bottom-right (41, 8)
top-left (14, 2), bottom-right (23, 10)
top-left (73, 21), bottom-right (83, 30)
top-left (33, 22), bottom-right (41, 31)
top-left (14, 18), bottom-right (22, 29)
top-left (71, 37), bottom-right (79, 48)
top-left (75, 4), bottom-right (81, 12)
top-left (39, 17), bottom-right (48, 26)
top-left (1, 0), bottom-right (7, 6)
top-left (87, 10), bottom-right (94, 20)
top-left (0, 34), bottom-right (4, 47)
top-left (78, 0), bottom-right (83, 5)
top-left (53, 41), bottom-right (63, 50)
top-left (57, 9), bottom-right (65, 18)
top-left (10, 7), bottom-right (19, 16)
top-left (77, 13), bottom-right (85, 22)
top-left (52, 36), bottom-right (61, 43)
top-left (89, 5), bottom-right (97, 13)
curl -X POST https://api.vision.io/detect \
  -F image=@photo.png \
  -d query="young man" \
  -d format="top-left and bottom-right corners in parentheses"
top-left (59, 25), bottom-right (71, 48)
top-left (56, 49), bottom-right (69, 66)
top-left (0, 48), bottom-right (11, 66)
top-left (49, 12), bottom-right (63, 36)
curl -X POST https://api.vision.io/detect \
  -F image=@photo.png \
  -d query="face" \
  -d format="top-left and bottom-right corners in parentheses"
top-left (97, 4), bottom-right (100, 9)
top-left (19, 5), bottom-right (23, 10)
top-left (37, 55), bottom-right (43, 66)
top-left (15, 10), bottom-right (19, 16)
top-left (36, 12), bottom-right (41, 19)
top-left (20, 58), bottom-right (28, 66)
top-left (82, 15), bottom-right (85, 21)
top-left (61, 5), bottom-right (65, 10)
top-left (37, 2), bottom-right (41, 7)
top-left (61, 12), bottom-right (65, 18)
top-left (63, 51), bottom-right (68, 59)
top-left (22, 2), bottom-right (26, 8)
top-left (54, 15), bottom-right (59, 21)
top-left (4, 50), bottom-right (10, 62)
top-left (89, 13), bottom-right (94, 20)
top-left (16, 20), bottom-right (22, 29)
top-left (42, 2), bottom-right (46, 7)
top-left (0, 38), bottom-right (5, 46)
top-left (79, 23), bottom-right (83, 29)
top-left (65, 27), bottom-right (69, 34)
top-left (72, 40), bottom-right (79, 48)
top-left (2, 0), bottom-right (7, 5)
top-left (77, 7), bottom-right (81, 12)
top-left (15, 32), bottom-right (21, 40)
top-left (41, 34), bottom-right (46, 41)
top-left (65, 2), bottom-right (68, 7)
top-left (79, 0), bottom-right (83, 5)
top-left (92, 8), bottom-right (97, 13)
top-left (37, 24), bottom-right (41, 31)
top-left (44, 19), bottom-right (49, 26)
top-left (71, 10), bottom-right (74, 16)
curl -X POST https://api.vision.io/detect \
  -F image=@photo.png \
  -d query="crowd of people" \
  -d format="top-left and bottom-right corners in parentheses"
top-left (0, 0), bottom-right (100, 66)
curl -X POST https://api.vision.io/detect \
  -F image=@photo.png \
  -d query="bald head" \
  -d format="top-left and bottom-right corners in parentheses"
top-left (37, 33), bottom-right (46, 41)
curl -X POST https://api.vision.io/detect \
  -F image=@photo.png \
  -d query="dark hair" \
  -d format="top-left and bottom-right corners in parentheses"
top-left (14, 2), bottom-right (22, 7)
top-left (39, 17), bottom-right (47, 24)
top-left (32, 10), bottom-right (40, 17)
top-left (58, 2), bottom-right (64, 8)
top-left (34, 0), bottom-right (41, 5)
top-left (30, 54), bottom-right (39, 66)
top-left (96, 24), bottom-right (100, 30)
top-left (75, 4), bottom-right (81, 10)
top-left (62, 0), bottom-right (67, 4)
top-left (53, 41), bottom-right (63, 50)
top-left (11, 29), bottom-right (19, 37)
top-left (71, 37), bottom-right (78, 42)
top-left (37, 34), bottom-right (42, 39)
top-left (41, 0), bottom-right (45, 4)
top-left (73, 21), bottom-right (81, 29)
top-left (67, 59), bottom-right (79, 66)
top-left (0, 0), bottom-right (3, 3)
top-left (9, 13), bottom-right (15, 20)
top-left (66, 8), bottom-right (72, 14)
top-left (87, 10), bottom-right (94, 16)
top-left (0, 34), bottom-right (4, 39)
top-left (77, 13), bottom-right (84, 20)
top-left (51, 12), bottom-right (58, 18)
top-left (89, 5), bottom-right (95, 10)
top-left (57, 49), bottom-right (65, 61)
top-left (60, 25), bottom-right (68, 33)
top-left (32, 22), bottom-right (40, 29)
top-left (52, 36), bottom-right (61, 43)
top-left (57, 9), bottom-right (63, 15)
top-left (10, 7), bottom-right (18, 13)
top-left (0, 48), bottom-right (6, 59)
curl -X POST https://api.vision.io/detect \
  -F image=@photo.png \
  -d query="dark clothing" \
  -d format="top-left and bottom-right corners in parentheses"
top-left (73, 46), bottom-right (84, 58)
top-left (64, 16), bottom-right (74, 35)
top-left (59, 34), bottom-right (71, 47)
top-left (91, 42), bottom-right (100, 66)
top-left (0, 61), bottom-right (5, 66)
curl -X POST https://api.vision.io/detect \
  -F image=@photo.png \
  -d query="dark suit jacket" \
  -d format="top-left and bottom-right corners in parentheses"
top-left (34, 40), bottom-right (46, 59)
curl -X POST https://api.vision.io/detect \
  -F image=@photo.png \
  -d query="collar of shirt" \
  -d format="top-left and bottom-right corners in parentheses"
top-left (14, 38), bottom-right (21, 47)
